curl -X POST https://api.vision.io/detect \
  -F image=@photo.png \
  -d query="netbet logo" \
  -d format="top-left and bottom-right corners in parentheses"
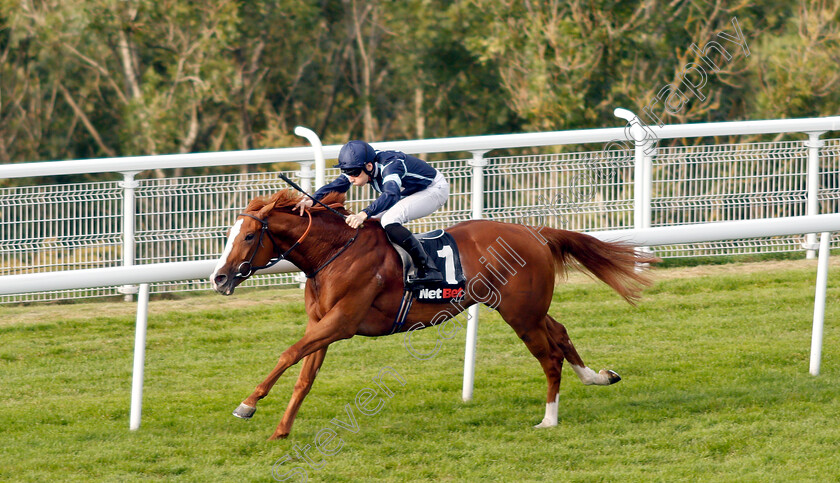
top-left (417, 287), bottom-right (464, 300)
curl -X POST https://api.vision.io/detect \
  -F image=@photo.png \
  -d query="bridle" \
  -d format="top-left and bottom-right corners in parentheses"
top-left (233, 174), bottom-right (361, 279)
top-left (234, 210), bottom-right (312, 278)
top-left (233, 205), bottom-right (360, 279)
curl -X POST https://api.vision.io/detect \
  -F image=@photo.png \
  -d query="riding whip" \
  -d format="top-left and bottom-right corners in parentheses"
top-left (278, 173), bottom-right (348, 219)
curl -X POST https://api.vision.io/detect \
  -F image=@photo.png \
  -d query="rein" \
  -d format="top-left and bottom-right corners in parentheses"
top-left (307, 226), bottom-right (360, 278)
top-left (235, 204), bottom-right (360, 279)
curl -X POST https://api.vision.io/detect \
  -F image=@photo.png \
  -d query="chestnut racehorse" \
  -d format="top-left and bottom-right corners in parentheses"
top-left (211, 189), bottom-right (658, 440)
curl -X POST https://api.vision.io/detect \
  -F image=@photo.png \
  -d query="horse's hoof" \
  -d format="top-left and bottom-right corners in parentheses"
top-left (268, 432), bottom-right (290, 440)
top-left (233, 403), bottom-right (256, 419)
top-left (601, 369), bottom-right (621, 385)
top-left (533, 418), bottom-right (557, 429)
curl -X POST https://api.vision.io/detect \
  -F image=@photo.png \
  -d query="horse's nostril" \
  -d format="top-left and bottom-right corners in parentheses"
top-left (214, 274), bottom-right (227, 286)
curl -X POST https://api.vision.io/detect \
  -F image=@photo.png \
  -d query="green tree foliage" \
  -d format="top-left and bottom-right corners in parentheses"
top-left (461, 0), bottom-right (797, 130)
top-left (0, 0), bottom-right (836, 171)
top-left (750, 2), bottom-right (840, 119)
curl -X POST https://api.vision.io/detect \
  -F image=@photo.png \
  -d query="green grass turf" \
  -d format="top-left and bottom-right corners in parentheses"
top-left (1, 260), bottom-right (839, 482)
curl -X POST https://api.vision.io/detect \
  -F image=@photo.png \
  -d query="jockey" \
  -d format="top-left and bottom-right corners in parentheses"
top-left (294, 140), bottom-right (448, 284)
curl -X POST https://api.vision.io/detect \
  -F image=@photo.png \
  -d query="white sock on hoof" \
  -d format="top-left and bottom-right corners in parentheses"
top-left (571, 364), bottom-right (611, 385)
top-left (534, 394), bottom-right (559, 429)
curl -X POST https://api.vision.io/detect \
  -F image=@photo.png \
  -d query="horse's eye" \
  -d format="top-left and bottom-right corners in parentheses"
top-left (245, 233), bottom-right (255, 242)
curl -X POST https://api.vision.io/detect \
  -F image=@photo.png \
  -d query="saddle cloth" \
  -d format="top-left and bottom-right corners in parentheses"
top-left (390, 229), bottom-right (466, 304)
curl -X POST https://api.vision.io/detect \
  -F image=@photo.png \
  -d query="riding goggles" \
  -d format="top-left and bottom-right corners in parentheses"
top-left (341, 167), bottom-right (363, 177)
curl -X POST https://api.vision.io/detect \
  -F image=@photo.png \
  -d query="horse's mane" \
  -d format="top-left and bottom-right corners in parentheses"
top-left (244, 190), bottom-right (347, 213)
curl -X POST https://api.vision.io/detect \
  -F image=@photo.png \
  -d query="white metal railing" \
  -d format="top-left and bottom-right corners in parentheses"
top-left (2, 116), bottom-right (839, 180)
top-left (2, 115), bottom-right (840, 304)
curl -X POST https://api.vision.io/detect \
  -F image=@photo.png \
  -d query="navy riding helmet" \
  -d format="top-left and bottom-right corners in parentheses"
top-left (335, 140), bottom-right (376, 176)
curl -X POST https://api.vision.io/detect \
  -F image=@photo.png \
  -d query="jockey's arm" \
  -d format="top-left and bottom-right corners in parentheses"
top-left (312, 174), bottom-right (352, 200)
top-left (295, 174), bottom-right (352, 216)
top-left (361, 163), bottom-right (404, 218)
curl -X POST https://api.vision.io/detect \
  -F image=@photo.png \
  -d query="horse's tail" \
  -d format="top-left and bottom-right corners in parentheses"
top-left (542, 228), bottom-right (660, 305)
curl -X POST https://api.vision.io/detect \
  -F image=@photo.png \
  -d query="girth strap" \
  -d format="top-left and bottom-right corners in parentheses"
top-left (389, 289), bottom-right (415, 335)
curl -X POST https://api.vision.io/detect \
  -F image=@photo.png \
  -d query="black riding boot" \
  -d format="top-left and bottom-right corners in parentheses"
top-left (383, 223), bottom-right (443, 284)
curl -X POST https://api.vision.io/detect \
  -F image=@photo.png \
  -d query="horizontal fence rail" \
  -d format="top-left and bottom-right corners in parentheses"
top-left (6, 213), bottom-right (836, 431)
top-left (2, 116), bottom-right (840, 179)
top-left (0, 260), bottom-right (299, 296)
top-left (591, 214), bottom-right (840, 246)
top-left (3, 214), bottom-right (838, 297)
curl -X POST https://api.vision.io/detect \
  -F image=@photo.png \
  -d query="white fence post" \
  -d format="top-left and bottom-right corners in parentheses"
top-left (463, 150), bottom-right (488, 402)
top-left (615, 108), bottom-right (654, 264)
top-left (805, 132), bottom-right (825, 259)
top-left (294, 126), bottom-right (326, 288)
top-left (295, 126), bottom-right (326, 189)
top-left (129, 283), bottom-right (150, 430)
top-left (614, 108), bottom-right (646, 230)
top-left (634, 139), bottom-right (646, 230)
top-left (298, 161), bottom-right (314, 193)
top-left (119, 172), bottom-right (140, 301)
top-left (810, 231), bottom-right (831, 376)
top-left (295, 162), bottom-right (314, 289)
top-left (642, 140), bottom-right (654, 230)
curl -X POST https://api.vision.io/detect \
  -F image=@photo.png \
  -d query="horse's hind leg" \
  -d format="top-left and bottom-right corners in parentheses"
top-left (497, 309), bottom-right (566, 428)
top-left (544, 315), bottom-right (621, 386)
top-left (502, 312), bottom-right (621, 429)
top-left (533, 324), bottom-right (564, 429)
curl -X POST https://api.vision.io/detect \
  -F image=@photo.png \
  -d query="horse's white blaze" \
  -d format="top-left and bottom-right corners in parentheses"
top-left (534, 393), bottom-right (559, 428)
top-left (211, 219), bottom-right (243, 288)
top-left (571, 364), bottom-right (611, 385)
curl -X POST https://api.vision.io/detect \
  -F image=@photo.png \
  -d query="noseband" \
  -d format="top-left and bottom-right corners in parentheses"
top-left (234, 210), bottom-right (313, 278)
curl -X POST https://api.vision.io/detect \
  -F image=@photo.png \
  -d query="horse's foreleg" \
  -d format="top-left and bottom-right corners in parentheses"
top-left (233, 293), bottom-right (373, 436)
top-left (268, 347), bottom-right (328, 440)
top-left (545, 315), bottom-right (621, 386)
top-left (234, 322), bottom-right (349, 419)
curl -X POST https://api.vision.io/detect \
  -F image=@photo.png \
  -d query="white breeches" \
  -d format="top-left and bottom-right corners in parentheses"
top-left (378, 172), bottom-right (449, 226)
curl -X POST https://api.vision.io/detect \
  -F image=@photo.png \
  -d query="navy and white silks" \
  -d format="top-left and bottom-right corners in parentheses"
top-left (313, 150), bottom-right (449, 226)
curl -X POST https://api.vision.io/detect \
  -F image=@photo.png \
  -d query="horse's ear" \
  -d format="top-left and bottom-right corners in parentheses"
top-left (257, 202), bottom-right (275, 219)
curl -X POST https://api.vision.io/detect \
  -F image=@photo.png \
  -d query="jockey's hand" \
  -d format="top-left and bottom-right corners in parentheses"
top-left (346, 212), bottom-right (367, 229)
top-left (294, 198), bottom-right (314, 216)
